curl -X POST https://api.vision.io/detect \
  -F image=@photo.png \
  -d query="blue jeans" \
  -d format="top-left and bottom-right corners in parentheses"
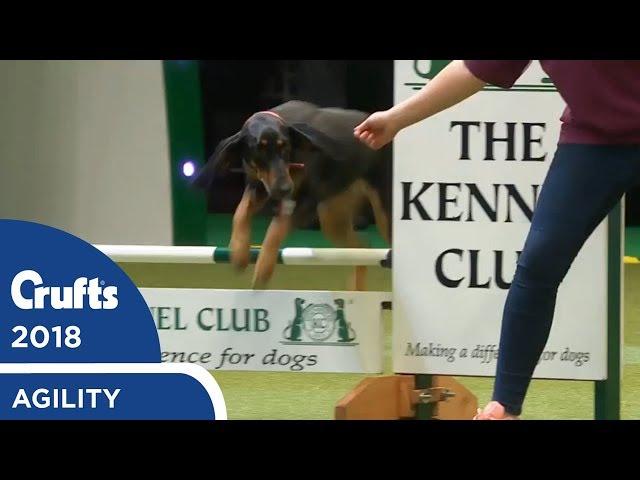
top-left (494, 144), bottom-right (640, 415)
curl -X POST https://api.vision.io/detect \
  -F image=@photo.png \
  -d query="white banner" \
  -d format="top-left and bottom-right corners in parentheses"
top-left (141, 288), bottom-right (388, 373)
top-left (392, 60), bottom-right (608, 380)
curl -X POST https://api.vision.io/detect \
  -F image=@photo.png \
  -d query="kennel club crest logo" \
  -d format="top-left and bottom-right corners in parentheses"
top-left (282, 298), bottom-right (357, 346)
top-left (406, 61), bottom-right (556, 93)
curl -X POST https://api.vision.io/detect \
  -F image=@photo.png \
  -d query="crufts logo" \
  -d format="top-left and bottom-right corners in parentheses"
top-left (282, 298), bottom-right (357, 346)
top-left (10, 270), bottom-right (119, 310)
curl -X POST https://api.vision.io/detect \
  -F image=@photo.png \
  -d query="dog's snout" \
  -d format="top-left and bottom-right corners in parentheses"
top-left (273, 183), bottom-right (293, 198)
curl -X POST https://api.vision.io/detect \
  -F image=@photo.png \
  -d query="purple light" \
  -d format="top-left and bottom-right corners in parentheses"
top-left (182, 161), bottom-right (196, 177)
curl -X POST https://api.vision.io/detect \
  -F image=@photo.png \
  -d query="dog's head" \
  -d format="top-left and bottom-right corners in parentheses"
top-left (193, 111), bottom-right (342, 201)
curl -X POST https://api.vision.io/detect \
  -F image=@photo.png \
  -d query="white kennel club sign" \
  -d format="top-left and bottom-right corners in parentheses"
top-left (392, 60), bottom-right (609, 380)
top-left (141, 288), bottom-right (387, 373)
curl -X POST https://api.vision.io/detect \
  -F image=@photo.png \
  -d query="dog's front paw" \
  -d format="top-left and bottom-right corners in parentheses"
top-left (229, 241), bottom-right (251, 271)
top-left (347, 266), bottom-right (368, 291)
top-left (252, 258), bottom-right (276, 289)
top-left (251, 265), bottom-right (274, 289)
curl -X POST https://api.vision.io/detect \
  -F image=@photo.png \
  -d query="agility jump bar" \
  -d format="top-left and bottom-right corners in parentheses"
top-left (94, 245), bottom-right (391, 267)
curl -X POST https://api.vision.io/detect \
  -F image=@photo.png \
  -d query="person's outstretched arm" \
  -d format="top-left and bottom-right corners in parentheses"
top-left (354, 60), bottom-right (530, 150)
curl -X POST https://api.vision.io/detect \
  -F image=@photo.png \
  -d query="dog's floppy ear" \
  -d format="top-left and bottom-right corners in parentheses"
top-left (288, 122), bottom-right (347, 162)
top-left (192, 131), bottom-right (245, 190)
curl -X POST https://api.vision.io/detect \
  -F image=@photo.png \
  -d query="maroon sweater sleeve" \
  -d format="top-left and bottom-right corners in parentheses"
top-left (463, 60), bottom-right (532, 89)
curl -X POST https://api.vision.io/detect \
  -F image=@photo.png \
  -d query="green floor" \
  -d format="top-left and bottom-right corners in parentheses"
top-left (207, 214), bottom-right (640, 258)
top-left (121, 259), bottom-right (640, 420)
top-left (210, 268), bottom-right (640, 420)
top-left (627, 227), bottom-right (640, 258)
top-left (205, 214), bottom-right (390, 248)
top-left (120, 216), bottom-right (640, 419)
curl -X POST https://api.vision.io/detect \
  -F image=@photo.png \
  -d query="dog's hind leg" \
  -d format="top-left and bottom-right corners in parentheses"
top-left (230, 185), bottom-right (267, 271)
top-left (363, 181), bottom-right (391, 246)
top-left (318, 181), bottom-right (369, 291)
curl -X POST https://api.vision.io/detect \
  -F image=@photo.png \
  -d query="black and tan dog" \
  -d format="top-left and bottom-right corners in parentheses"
top-left (193, 100), bottom-right (391, 289)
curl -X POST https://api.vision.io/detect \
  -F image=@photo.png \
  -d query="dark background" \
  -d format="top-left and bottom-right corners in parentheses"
top-left (198, 60), bottom-right (640, 226)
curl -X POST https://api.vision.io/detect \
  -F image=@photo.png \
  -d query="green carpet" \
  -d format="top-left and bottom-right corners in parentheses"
top-left (627, 227), bottom-right (640, 258)
top-left (205, 213), bottom-right (389, 248)
top-left (208, 266), bottom-right (640, 420)
top-left (207, 213), bottom-right (639, 257)
top-left (122, 214), bottom-right (640, 419)
top-left (121, 260), bottom-right (640, 420)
